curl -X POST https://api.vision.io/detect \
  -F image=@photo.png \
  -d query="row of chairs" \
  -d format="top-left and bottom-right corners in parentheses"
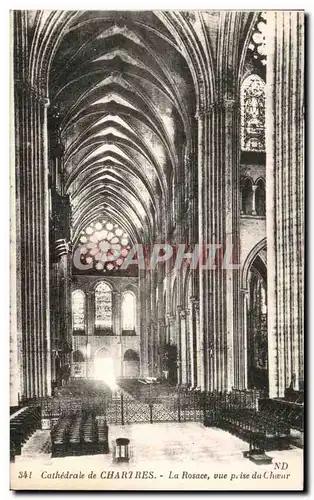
top-left (219, 408), bottom-right (290, 451)
top-left (259, 397), bottom-right (304, 433)
top-left (51, 415), bottom-right (73, 457)
top-left (68, 414), bottom-right (83, 456)
top-left (51, 412), bottom-right (109, 457)
top-left (203, 391), bottom-right (291, 451)
top-left (97, 417), bottom-right (109, 451)
top-left (10, 406), bottom-right (41, 461)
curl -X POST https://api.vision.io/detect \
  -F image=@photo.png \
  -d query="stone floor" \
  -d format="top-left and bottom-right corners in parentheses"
top-left (12, 423), bottom-right (304, 490)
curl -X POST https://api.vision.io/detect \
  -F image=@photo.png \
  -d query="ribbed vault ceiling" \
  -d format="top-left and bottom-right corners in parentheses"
top-left (49, 11), bottom-right (196, 248)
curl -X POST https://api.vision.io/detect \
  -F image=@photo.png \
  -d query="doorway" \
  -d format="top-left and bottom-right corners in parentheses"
top-left (93, 347), bottom-right (116, 389)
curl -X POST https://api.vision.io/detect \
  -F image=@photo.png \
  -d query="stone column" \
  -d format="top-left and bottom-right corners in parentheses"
top-left (13, 65), bottom-right (52, 398)
top-left (187, 135), bottom-right (199, 387)
top-left (51, 239), bottom-right (71, 385)
top-left (86, 290), bottom-right (94, 338)
top-left (251, 185), bottom-right (258, 215)
top-left (65, 251), bottom-right (72, 351)
top-left (165, 314), bottom-right (170, 344)
top-left (238, 289), bottom-right (249, 389)
top-left (176, 306), bottom-right (182, 385)
top-left (150, 271), bottom-right (157, 375)
top-left (156, 275), bottom-right (165, 376)
top-left (240, 186), bottom-right (244, 215)
top-left (185, 309), bottom-right (191, 386)
top-left (113, 291), bottom-right (121, 335)
top-left (186, 306), bottom-right (194, 387)
top-left (139, 270), bottom-right (149, 376)
top-left (86, 290), bottom-right (93, 379)
top-left (190, 298), bottom-right (201, 388)
top-left (266, 11), bottom-right (304, 397)
top-left (170, 316), bottom-right (176, 345)
top-left (112, 290), bottom-right (122, 375)
top-left (179, 309), bottom-right (188, 385)
top-left (197, 100), bottom-right (240, 392)
top-left (156, 318), bottom-right (165, 376)
top-left (10, 14), bottom-right (22, 404)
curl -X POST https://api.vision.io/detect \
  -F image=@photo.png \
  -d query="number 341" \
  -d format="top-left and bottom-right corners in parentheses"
top-left (18, 471), bottom-right (32, 479)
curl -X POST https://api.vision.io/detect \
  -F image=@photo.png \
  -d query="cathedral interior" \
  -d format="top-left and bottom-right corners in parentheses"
top-left (10, 10), bottom-right (304, 470)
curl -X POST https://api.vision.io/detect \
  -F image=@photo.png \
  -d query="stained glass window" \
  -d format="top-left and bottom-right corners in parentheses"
top-left (72, 290), bottom-right (85, 332)
top-left (122, 291), bottom-right (136, 330)
top-left (76, 220), bottom-right (131, 273)
top-left (95, 282), bottom-right (112, 329)
top-left (241, 74), bottom-right (265, 152)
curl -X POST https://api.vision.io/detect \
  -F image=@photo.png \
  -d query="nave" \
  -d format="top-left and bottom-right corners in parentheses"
top-left (10, 9), bottom-right (304, 482)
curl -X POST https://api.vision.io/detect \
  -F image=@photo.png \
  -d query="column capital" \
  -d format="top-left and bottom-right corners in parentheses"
top-left (195, 99), bottom-right (239, 119)
top-left (15, 80), bottom-right (50, 107)
top-left (190, 296), bottom-right (199, 309)
top-left (54, 239), bottom-right (71, 259)
top-left (192, 299), bottom-right (200, 313)
top-left (167, 314), bottom-right (175, 324)
top-left (208, 342), bottom-right (214, 358)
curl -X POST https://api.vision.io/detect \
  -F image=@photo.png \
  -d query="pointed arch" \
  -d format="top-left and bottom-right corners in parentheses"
top-left (241, 238), bottom-right (267, 290)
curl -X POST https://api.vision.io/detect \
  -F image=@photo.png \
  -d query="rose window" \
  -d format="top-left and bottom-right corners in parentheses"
top-left (77, 220), bottom-right (131, 272)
